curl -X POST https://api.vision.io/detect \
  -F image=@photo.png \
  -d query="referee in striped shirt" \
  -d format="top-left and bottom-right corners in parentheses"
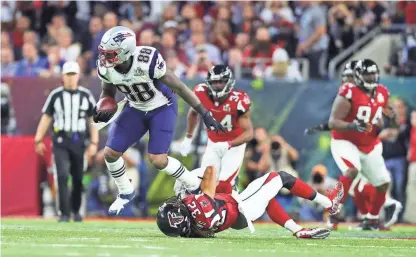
top-left (34, 61), bottom-right (99, 222)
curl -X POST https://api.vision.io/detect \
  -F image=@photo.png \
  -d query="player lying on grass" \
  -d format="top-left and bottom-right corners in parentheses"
top-left (156, 166), bottom-right (344, 239)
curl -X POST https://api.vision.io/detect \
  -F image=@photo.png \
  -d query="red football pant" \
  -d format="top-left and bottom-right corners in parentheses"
top-left (352, 180), bottom-right (386, 216)
top-left (352, 183), bottom-right (374, 215)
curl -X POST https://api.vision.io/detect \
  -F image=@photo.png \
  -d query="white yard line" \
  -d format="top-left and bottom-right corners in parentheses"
top-left (126, 238), bottom-right (149, 242)
top-left (66, 237), bottom-right (101, 242)
top-left (1, 242), bottom-right (168, 250)
top-left (305, 243), bottom-right (416, 249)
top-left (65, 252), bottom-right (81, 256)
top-left (143, 246), bottom-right (167, 250)
top-left (1, 225), bottom-right (125, 232)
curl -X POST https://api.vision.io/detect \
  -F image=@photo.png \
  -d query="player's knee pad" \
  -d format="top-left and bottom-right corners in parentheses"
top-left (345, 168), bottom-right (359, 179)
top-left (278, 171), bottom-right (296, 189)
top-left (148, 153), bottom-right (168, 170)
top-left (103, 147), bottom-right (122, 162)
top-left (375, 182), bottom-right (390, 192)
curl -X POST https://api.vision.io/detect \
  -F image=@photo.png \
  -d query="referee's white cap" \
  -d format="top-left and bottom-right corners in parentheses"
top-left (62, 61), bottom-right (80, 74)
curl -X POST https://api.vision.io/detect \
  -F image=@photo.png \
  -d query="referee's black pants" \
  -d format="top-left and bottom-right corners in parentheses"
top-left (53, 137), bottom-right (86, 217)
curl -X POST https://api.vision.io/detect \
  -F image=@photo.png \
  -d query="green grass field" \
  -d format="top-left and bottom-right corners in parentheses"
top-left (1, 218), bottom-right (416, 257)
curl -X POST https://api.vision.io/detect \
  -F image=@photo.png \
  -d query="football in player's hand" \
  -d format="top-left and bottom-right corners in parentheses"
top-left (96, 97), bottom-right (117, 113)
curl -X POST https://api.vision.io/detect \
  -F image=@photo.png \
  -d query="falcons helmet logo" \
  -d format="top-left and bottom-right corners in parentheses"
top-left (167, 211), bottom-right (185, 228)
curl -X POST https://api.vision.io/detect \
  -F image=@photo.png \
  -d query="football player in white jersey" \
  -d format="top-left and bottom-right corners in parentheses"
top-left (94, 26), bottom-right (225, 216)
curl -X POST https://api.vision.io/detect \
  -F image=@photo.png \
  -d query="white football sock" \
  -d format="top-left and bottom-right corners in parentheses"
top-left (284, 219), bottom-right (303, 234)
top-left (161, 157), bottom-right (200, 191)
top-left (366, 213), bottom-right (379, 219)
top-left (312, 192), bottom-right (332, 208)
top-left (105, 158), bottom-right (134, 194)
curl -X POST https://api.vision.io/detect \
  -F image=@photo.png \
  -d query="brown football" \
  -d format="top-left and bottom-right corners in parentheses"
top-left (96, 97), bottom-right (117, 113)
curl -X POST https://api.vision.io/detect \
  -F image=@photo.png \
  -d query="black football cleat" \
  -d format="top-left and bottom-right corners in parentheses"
top-left (58, 215), bottom-right (70, 222)
top-left (73, 213), bottom-right (83, 222)
top-left (384, 201), bottom-right (402, 228)
top-left (360, 218), bottom-right (389, 231)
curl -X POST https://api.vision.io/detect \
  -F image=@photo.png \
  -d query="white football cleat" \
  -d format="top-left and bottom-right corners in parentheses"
top-left (108, 191), bottom-right (136, 216)
top-left (294, 228), bottom-right (331, 239)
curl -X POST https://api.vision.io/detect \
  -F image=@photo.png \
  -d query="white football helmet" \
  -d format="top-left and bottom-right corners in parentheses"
top-left (98, 26), bottom-right (137, 68)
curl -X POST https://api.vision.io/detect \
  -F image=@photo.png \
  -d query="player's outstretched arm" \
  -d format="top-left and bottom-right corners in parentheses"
top-left (185, 108), bottom-right (200, 139)
top-left (200, 166), bottom-right (217, 199)
top-left (160, 70), bottom-right (204, 109)
top-left (160, 70), bottom-right (226, 133)
top-left (304, 123), bottom-right (330, 135)
top-left (231, 111), bottom-right (254, 147)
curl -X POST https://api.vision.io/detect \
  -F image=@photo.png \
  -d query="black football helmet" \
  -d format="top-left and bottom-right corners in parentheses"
top-left (341, 60), bottom-right (358, 83)
top-left (206, 65), bottom-right (235, 100)
top-left (354, 59), bottom-right (380, 91)
top-left (156, 197), bottom-right (192, 237)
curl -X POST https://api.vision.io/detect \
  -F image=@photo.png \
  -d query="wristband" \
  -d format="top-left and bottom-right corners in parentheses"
top-left (185, 133), bottom-right (193, 138)
top-left (347, 123), bottom-right (357, 130)
top-left (194, 104), bottom-right (207, 115)
top-left (320, 123), bottom-right (330, 131)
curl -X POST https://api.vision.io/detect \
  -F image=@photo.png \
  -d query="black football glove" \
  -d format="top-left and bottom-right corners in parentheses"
top-left (304, 123), bottom-right (330, 135)
top-left (92, 106), bottom-right (114, 123)
top-left (201, 110), bottom-right (226, 134)
top-left (304, 126), bottom-right (320, 135)
top-left (349, 120), bottom-right (373, 133)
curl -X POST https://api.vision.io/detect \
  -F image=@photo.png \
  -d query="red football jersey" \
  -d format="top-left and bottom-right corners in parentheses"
top-left (183, 193), bottom-right (239, 233)
top-left (331, 83), bottom-right (390, 153)
top-left (193, 84), bottom-right (251, 142)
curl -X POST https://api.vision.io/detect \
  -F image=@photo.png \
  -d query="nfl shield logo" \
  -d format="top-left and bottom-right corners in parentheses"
top-left (134, 67), bottom-right (145, 76)
top-left (223, 104), bottom-right (231, 112)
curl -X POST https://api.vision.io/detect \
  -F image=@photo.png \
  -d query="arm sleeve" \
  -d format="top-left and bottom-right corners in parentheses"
top-left (381, 85), bottom-right (390, 108)
top-left (87, 91), bottom-right (97, 117)
top-left (41, 92), bottom-right (55, 116)
top-left (149, 50), bottom-right (167, 80)
top-left (237, 93), bottom-right (251, 115)
top-left (96, 61), bottom-right (112, 83)
top-left (338, 84), bottom-right (353, 100)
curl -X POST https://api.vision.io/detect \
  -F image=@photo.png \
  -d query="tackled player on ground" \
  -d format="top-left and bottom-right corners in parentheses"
top-left (157, 166), bottom-right (344, 239)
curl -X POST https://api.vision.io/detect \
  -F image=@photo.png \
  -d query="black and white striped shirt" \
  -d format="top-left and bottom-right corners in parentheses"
top-left (42, 86), bottom-right (96, 134)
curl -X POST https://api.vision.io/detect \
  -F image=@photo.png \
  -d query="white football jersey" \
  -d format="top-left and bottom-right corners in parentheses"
top-left (97, 46), bottom-right (174, 111)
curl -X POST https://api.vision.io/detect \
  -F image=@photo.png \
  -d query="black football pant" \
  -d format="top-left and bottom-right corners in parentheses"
top-left (53, 141), bottom-right (85, 217)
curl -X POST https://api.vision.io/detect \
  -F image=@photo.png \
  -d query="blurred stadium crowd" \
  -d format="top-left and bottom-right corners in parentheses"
top-left (2, 1), bottom-right (416, 81)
